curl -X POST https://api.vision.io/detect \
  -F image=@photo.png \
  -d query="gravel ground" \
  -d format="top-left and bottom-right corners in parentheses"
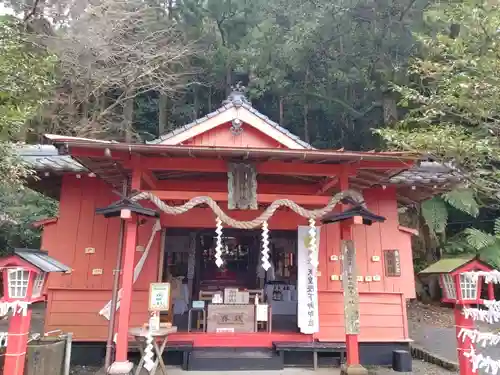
top-left (374, 360), bottom-right (458, 375)
top-left (69, 360), bottom-right (457, 375)
top-left (4, 299), bottom-right (472, 375)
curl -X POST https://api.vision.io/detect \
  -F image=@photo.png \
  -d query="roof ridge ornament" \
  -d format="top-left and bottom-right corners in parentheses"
top-left (222, 81), bottom-right (251, 107)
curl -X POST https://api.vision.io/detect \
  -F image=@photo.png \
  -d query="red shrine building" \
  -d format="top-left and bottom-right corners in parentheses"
top-left (22, 88), bottom-right (459, 371)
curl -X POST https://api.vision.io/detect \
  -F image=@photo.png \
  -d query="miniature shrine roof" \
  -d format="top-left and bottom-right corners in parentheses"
top-left (12, 248), bottom-right (71, 273)
top-left (419, 256), bottom-right (492, 275)
top-left (95, 197), bottom-right (159, 218)
top-left (321, 205), bottom-right (386, 225)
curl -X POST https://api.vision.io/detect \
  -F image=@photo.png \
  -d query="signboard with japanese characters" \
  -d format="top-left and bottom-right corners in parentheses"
top-left (297, 226), bottom-right (320, 334)
top-left (342, 240), bottom-right (360, 335)
top-left (206, 304), bottom-right (255, 332)
top-left (148, 282), bottom-right (171, 312)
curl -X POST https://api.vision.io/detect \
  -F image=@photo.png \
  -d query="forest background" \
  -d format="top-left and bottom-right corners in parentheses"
top-left (2, 0), bottom-right (500, 299)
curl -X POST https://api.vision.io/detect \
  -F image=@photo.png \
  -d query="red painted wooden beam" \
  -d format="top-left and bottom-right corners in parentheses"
top-left (129, 158), bottom-right (351, 177)
top-left (153, 180), bottom-right (319, 195)
top-left (148, 190), bottom-right (332, 206)
top-left (68, 147), bottom-right (414, 176)
top-left (316, 177), bottom-right (338, 195)
top-left (136, 158), bottom-right (410, 176)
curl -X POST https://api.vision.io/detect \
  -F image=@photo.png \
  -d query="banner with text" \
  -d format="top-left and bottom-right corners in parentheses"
top-left (297, 225), bottom-right (320, 334)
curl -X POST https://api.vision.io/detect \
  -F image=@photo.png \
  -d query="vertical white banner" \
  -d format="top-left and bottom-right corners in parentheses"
top-left (297, 225), bottom-right (320, 334)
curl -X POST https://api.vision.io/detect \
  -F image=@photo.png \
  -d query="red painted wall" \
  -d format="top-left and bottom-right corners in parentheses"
top-left (182, 122), bottom-right (284, 148)
top-left (42, 176), bottom-right (413, 342)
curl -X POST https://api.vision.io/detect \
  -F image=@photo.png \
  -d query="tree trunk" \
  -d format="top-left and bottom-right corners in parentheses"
top-left (123, 88), bottom-right (135, 142)
top-left (192, 85), bottom-right (199, 121)
top-left (303, 67), bottom-right (310, 143)
top-left (158, 94), bottom-right (168, 136)
top-left (279, 96), bottom-right (284, 124)
top-left (226, 66), bottom-right (232, 96)
top-left (208, 86), bottom-right (212, 112)
top-left (383, 91), bottom-right (398, 125)
top-left (303, 102), bottom-right (309, 143)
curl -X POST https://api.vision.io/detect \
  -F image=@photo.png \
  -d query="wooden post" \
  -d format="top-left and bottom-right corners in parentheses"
top-left (339, 168), bottom-right (366, 375)
top-left (342, 239), bottom-right (360, 338)
top-left (113, 216), bottom-right (138, 366)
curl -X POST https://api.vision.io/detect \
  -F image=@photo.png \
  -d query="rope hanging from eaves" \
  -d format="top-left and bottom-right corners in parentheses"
top-left (131, 189), bottom-right (365, 229)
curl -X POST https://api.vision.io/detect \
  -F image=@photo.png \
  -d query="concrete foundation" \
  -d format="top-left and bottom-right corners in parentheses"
top-left (340, 364), bottom-right (369, 375)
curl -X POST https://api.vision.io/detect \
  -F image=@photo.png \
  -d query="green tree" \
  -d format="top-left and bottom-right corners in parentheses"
top-left (376, 0), bottom-right (500, 197)
top-left (0, 188), bottom-right (57, 250)
top-left (0, 15), bottom-right (55, 188)
top-left (0, 16), bottom-right (57, 251)
top-left (444, 218), bottom-right (500, 268)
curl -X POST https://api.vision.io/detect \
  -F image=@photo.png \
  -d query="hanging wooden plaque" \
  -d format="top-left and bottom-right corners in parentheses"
top-left (383, 249), bottom-right (401, 277)
top-left (227, 163), bottom-right (257, 210)
top-left (341, 240), bottom-right (360, 335)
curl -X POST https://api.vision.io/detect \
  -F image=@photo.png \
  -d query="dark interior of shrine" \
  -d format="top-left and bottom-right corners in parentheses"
top-left (161, 228), bottom-right (299, 333)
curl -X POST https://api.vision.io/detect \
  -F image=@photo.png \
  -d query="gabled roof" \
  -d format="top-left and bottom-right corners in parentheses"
top-left (419, 256), bottom-right (493, 275)
top-left (2, 249), bottom-right (71, 273)
top-left (147, 87), bottom-right (313, 150)
top-left (19, 144), bottom-right (85, 173)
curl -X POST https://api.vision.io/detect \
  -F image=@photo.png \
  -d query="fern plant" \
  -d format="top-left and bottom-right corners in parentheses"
top-left (462, 219), bottom-right (500, 268)
top-left (421, 188), bottom-right (479, 238)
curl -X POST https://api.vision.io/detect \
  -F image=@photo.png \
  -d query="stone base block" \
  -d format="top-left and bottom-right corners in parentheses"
top-left (108, 361), bottom-right (134, 374)
top-left (341, 364), bottom-right (369, 375)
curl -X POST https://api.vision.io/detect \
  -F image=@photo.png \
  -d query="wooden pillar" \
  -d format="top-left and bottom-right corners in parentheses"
top-left (114, 216), bottom-right (138, 363)
top-left (339, 168), bottom-right (364, 374)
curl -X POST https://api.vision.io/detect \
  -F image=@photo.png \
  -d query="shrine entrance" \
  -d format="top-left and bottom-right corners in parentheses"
top-left (161, 228), bottom-right (299, 333)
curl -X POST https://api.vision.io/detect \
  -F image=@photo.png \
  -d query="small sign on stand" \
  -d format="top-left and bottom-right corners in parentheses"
top-left (149, 282), bottom-right (171, 312)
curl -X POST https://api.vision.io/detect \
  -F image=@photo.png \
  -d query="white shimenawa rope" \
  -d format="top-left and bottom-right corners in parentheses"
top-left (99, 220), bottom-right (162, 320)
top-left (215, 217), bottom-right (223, 268)
top-left (131, 190), bottom-right (364, 229)
top-left (460, 271), bottom-right (500, 374)
top-left (261, 221), bottom-right (270, 271)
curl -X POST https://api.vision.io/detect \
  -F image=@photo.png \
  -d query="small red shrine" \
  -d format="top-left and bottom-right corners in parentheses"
top-left (0, 249), bottom-right (70, 375)
top-left (21, 87), bottom-right (460, 372)
top-left (420, 256), bottom-right (495, 375)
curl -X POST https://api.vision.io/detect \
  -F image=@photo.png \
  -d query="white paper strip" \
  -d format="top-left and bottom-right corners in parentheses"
top-left (261, 221), bottom-right (271, 271)
top-left (464, 346), bottom-right (500, 374)
top-left (0, 301), bottom-right (30, 317)
top-left (464, 271), bottom-right (500, 284)
top-left (143, 329), bottom-right (155, 372)
top-left (463, 307), bottom-right (500, 324)
top-left (459, 328), bottom-right (500, 347)
top-left (215, 217), bottom-right (223, 268)
top-left (308, 218), bottom-right (318, 268)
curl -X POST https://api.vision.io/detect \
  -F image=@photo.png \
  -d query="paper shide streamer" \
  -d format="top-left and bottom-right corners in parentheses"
top-left (459, 271), bottom-right (500, 374)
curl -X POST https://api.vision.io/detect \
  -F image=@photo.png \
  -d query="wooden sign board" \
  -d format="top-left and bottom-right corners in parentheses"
top-left (207, 304), bottom-right (255, 333)
top-left (384, 249), bottom-right (401, 277)
top-left (149, 282), bottom-right (171, 312)
top-left (341, 240), bottom-right (360, 335)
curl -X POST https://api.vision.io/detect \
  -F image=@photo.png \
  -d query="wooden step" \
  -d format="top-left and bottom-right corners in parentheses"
top-left (188, 348), bottom-right (283, 371)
